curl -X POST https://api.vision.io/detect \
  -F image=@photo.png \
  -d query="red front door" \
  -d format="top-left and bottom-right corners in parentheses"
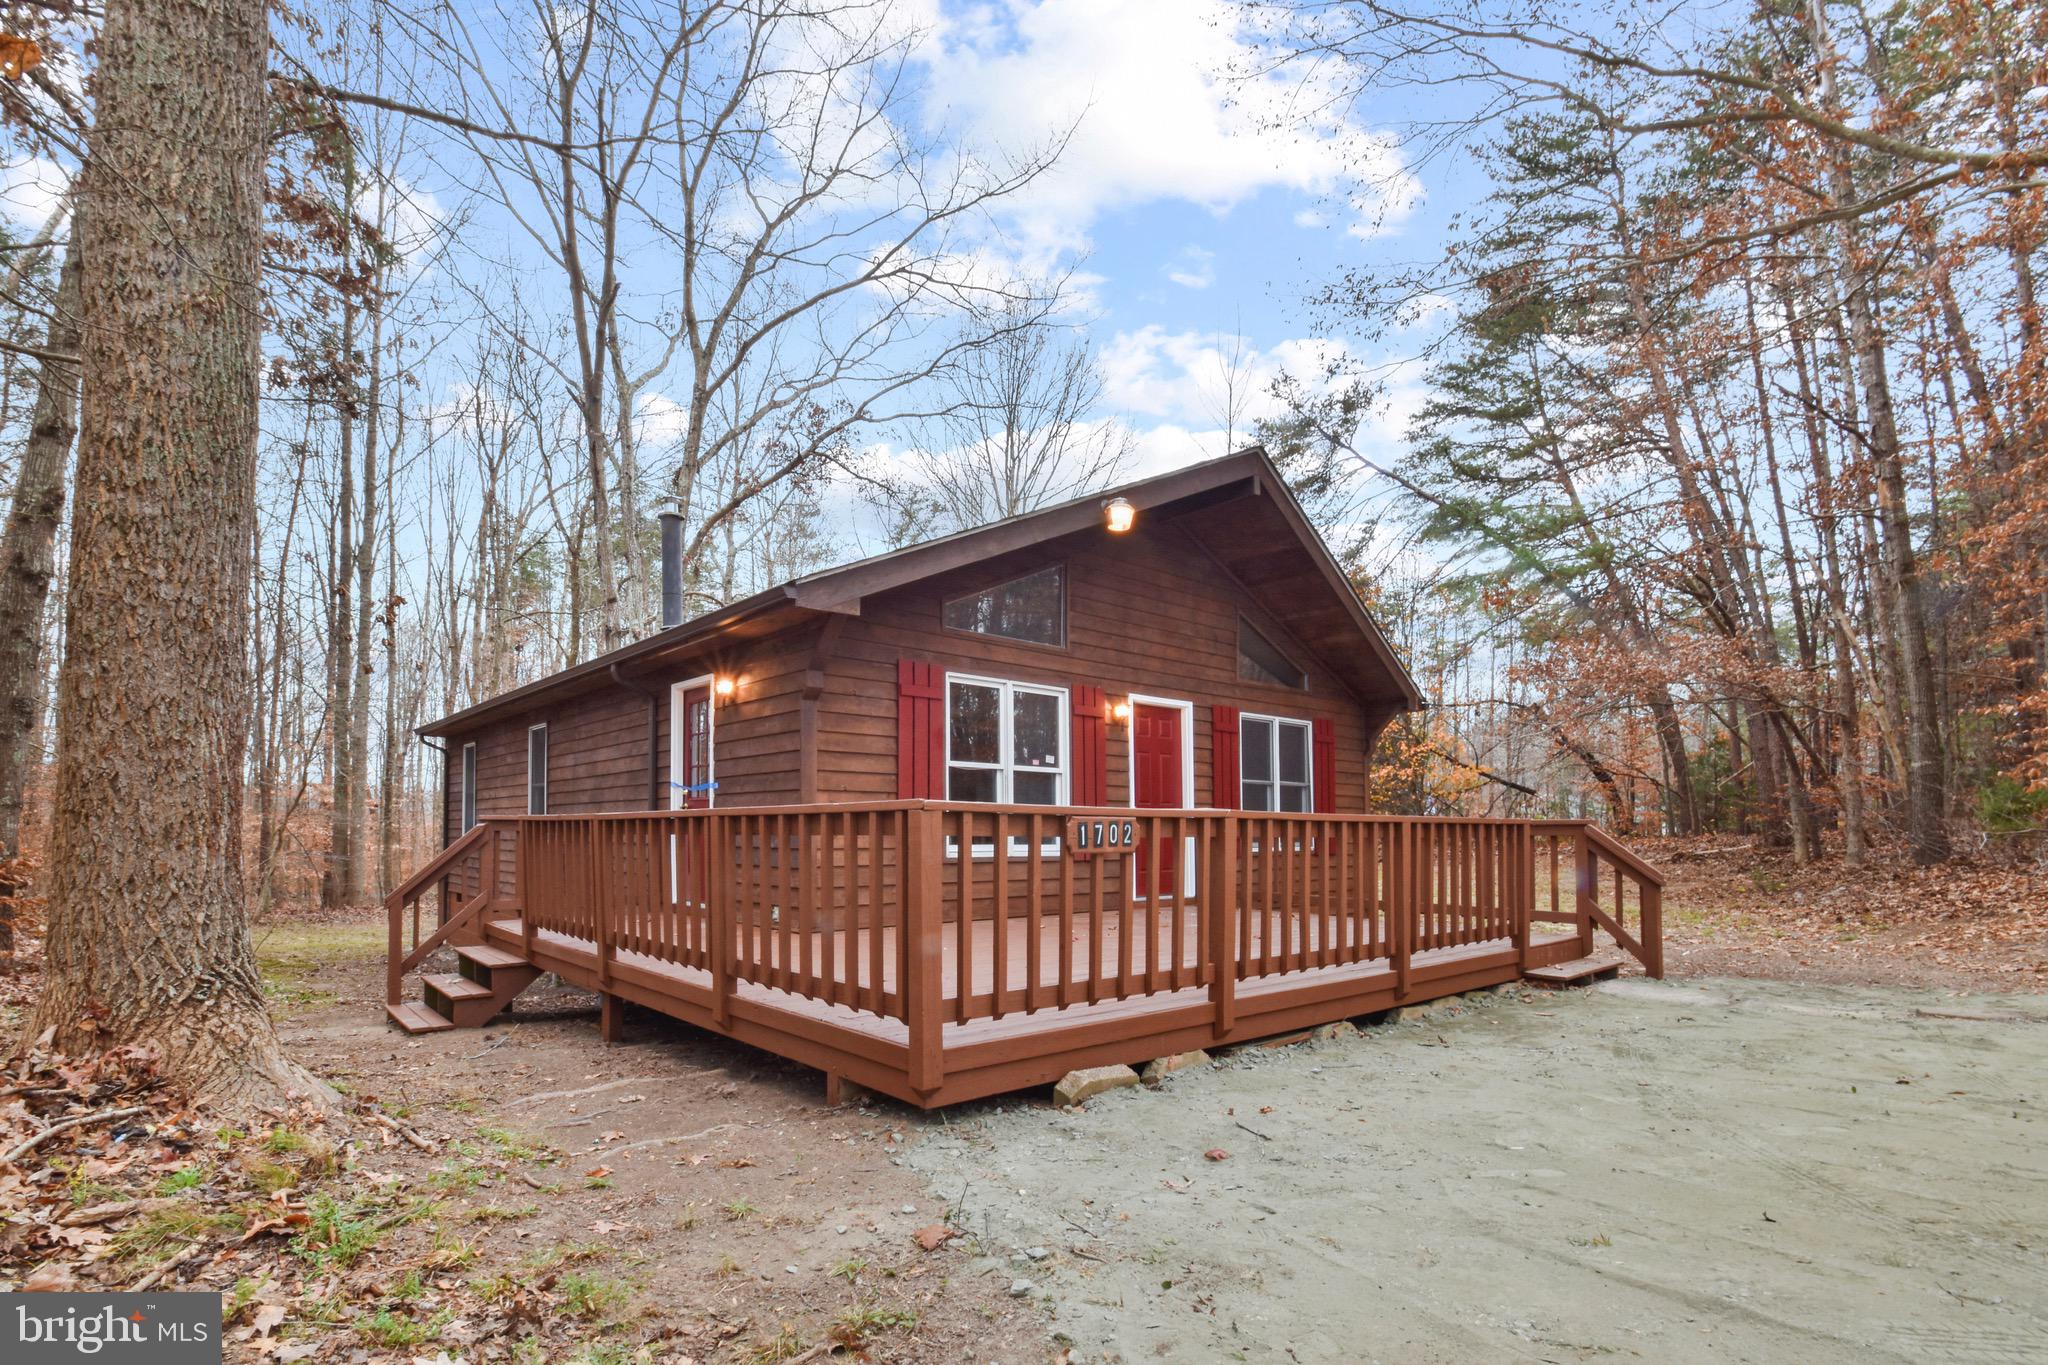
top-left (1132, 702), bottom-right (1182, 898)
top-left (680, 685), bottom-right (712, 808)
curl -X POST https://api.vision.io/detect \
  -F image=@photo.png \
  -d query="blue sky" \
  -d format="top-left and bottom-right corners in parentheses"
top-left (900, 0), bottom-right (1466, 480)
top-left (0, 0), bottom-right (1482, 560)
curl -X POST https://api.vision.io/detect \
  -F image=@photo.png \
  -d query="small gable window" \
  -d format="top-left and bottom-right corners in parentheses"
top-left (527, 724), bottom-right (549, 815)
top-left (943, 565), bottom-right (1064, 647)
top-left (1239, 618), bottom-right (1306, 689)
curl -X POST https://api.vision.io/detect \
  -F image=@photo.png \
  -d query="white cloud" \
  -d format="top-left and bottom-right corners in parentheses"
top-left (1164, 245), bottom-right (1215, 290)
top-left (0, 156), bottom-right (70, 232)
top-left (913, 0), bottom-right (1419, 258)
top-left (357, 172), bottom-right (447, 276)
top-left (1099, 325), bottom-right (1330, 430)
top-left (1099, 323), bottom-right (1432, 459)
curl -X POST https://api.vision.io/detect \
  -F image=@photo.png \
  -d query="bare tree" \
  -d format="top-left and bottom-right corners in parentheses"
top-left (906, 301), bottom-right (1131, 529)
top-left (0, 231), bottom-right (78, 959)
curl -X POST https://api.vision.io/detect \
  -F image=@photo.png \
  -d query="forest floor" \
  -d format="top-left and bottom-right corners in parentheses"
top-left (0, 838), bottom-right (2042, 1364)
top-left (1644, 836), bottom-right (2048, 987)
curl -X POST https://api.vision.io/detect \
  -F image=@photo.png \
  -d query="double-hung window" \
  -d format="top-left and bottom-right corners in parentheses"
top-left (527, 724), bottom-right (548, 814)
top-left (1240, 714), bottom-right (1312, 812)
top-left (946, 675), bottom-right (1067, 805)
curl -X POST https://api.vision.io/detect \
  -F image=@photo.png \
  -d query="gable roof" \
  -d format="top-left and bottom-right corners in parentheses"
top-left (419, 446), bottom-right (1423, 737)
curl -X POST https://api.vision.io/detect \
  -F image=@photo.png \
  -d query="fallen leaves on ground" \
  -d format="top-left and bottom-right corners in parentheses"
top-left (1644, 836), bottom-right (2047, 984)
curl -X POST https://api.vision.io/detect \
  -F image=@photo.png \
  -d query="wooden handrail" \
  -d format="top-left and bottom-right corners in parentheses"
top-left (386, 820), bottom-right (492, 910)
top-left (1534, 819), bottom-right (1665, 978)
top-left (380, 805), bottom-right (1666, 1025)
top-left (385, 821), bottom-right (494, 1005)
top-left (1577, 821), bottom-right (1667, 888)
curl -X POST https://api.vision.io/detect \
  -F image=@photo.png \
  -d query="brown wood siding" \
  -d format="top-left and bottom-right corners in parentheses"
top-left (440, 524), bottom-right (1401, 849)
top-left (441, 633), bottom-right (818, 846)
top-left (814, 524), bottom-right (1381, 811)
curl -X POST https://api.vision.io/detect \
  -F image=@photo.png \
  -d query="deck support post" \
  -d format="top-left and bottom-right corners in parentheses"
top-left (905, 805), bottom-right (944, 1096)
top-left (468, 830), bottom-right (498, 950)
top-left (1573, 828), bottom-right (1598, 958)
top-left (1641, 881), bottom-right (1664, 979)
top-left (595, 819), bottom-right (614, 994)
top-left (1208, 814), bottom-right (1237, 1037)
top-left (1511, 822), bottom-right (1532, 973)
top-left (1392, 820), bottom-right (1412, 1001)
top-left (710, 813), bottom-right (732, 1027)
top-left (600, 991), bottom-right (620, 1043)
top-left (521, 821), bottom-right (536, 962)
top-left (385, 896), bottom-right (404, 1006)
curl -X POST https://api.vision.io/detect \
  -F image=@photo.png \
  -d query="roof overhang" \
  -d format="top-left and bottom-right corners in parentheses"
top-left (419, 446), bottom-right (1423, 738)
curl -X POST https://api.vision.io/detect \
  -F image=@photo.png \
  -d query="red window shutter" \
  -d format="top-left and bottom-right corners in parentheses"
top-left (1312, 714), bottom-right (1337, 812)
top-left (1211, 705), bottom-right (1239, 809)
top-left (1071, 686), bottom-right (1107, 806)
top-left (896, 658), bottom-right (944, 799)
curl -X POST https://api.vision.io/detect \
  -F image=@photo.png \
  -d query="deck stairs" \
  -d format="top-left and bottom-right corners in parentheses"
top-left (386, 942), bottom-right (541, 1034)
top-left (1522, 953), bottom-right (1627, 988)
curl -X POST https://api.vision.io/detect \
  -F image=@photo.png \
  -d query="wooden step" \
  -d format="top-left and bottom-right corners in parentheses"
top-left (422, 971), bottom-right (492, 1001)
top-left (1523, 955), bottom-right (1626, 987)
top-left (386, 1001), bottom-right (455, 1034)
top-left (456, 944), bottom-right (529, 971)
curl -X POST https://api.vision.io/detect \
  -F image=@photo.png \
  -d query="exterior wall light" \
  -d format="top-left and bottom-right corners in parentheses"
top-left (1102, 496), bottom-right (1136, 534)
top-left (714, 675), bottom-right (737, 700)
top-left (1111, 698), bottom-right (1132, 723)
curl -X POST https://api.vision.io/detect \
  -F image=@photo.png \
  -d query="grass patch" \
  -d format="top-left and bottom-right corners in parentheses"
top-left (155, 1167), bottom-right (205, 1196)
top-left (292, 1192), bottom-right (427, 1272)
top-left (831, 1304), bottom-right (917, 1351)
top-left (476, 1126), bottom-right (555, 1163)
top-left (557, 1269), bottom-right (634, 1319)
top-left (748, 1324), bottom-right (808, 1363)
top-left (356, 1306), bottom-right (454, 1349)
top-left (109, 1205), bottom-right (242, 1267)
top-left (527, 1242), bottom-right (608, 1273)
top-left (467, 1202), bottom-right (539, 1223)
top-left (253, 918), bottom-right (382, 1014)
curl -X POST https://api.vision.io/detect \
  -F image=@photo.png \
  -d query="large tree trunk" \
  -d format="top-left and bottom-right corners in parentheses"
top-left (26, 0), bottom-right (323, 1106)
top-left (0, 239), bottom-right (82, 960)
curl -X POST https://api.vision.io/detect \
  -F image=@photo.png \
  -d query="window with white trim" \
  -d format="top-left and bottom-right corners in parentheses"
top-left (1240, 714), bottom-right (1312, 812)
top-left (527, 724), bottom-right (548, 814)
top-left (460, 741), bottom-right (478, 832)
top-left (946, 674), bottom-right (1067, 805)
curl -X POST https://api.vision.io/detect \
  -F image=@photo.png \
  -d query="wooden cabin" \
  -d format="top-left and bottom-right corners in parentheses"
top-left (426, 447), bottom-right (1421, 832)
top-left (386, 447), bottom-right (1665, 1107)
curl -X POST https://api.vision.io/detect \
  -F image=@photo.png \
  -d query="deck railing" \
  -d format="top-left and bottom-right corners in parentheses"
top-left (386, 803), bottom-right (1664, 1082)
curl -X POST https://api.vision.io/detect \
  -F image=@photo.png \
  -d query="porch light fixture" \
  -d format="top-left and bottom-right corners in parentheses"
top-left (1110, 698), bottom-right (1132, 723)
top-left (714, 675), bottom-right (737, 700)
top-left (1102, 496), bottom-right (1136, 534)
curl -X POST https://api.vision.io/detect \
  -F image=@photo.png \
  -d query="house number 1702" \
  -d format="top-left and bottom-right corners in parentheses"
top-left (1068, 817), bottom-right (1133, 858)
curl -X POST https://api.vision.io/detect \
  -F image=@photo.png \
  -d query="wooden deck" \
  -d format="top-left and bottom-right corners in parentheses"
top-left (384, 803), bottom-right (1664, 1107)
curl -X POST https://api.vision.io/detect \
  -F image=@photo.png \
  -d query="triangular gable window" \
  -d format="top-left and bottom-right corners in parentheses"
top-left (1238, 618), bottom-right (1305, 689)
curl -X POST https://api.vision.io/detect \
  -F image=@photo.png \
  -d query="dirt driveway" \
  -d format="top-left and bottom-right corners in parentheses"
top-left (907, 978), bottom-right (2048, 1364)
